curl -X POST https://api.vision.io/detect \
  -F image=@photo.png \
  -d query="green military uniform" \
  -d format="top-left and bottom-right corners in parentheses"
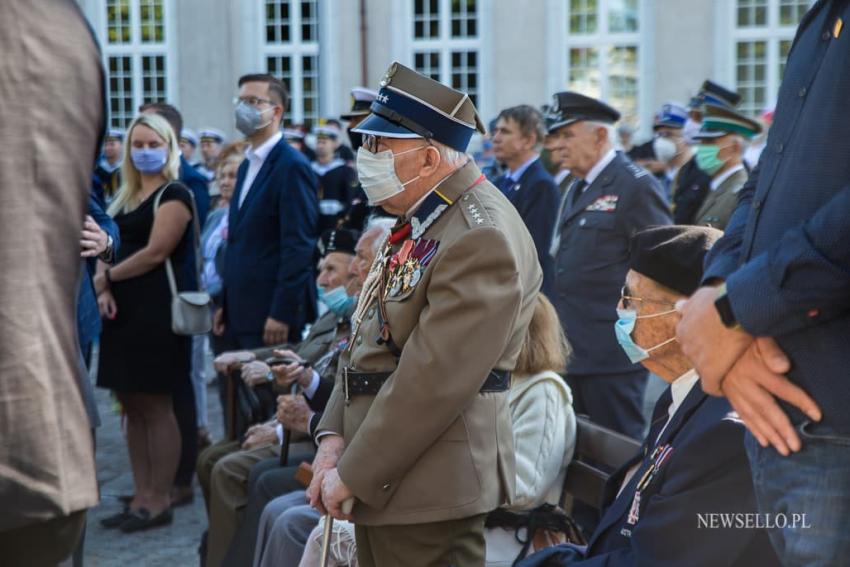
top-left (316, 63), bottom-right (542, 566)
top-left (694, 167), bottom-right (748, 230)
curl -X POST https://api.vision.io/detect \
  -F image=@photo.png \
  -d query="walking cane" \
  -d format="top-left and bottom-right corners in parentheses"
top-left (320, 498), bottom-right (354, 567)
top-left (279, 381), bottom-right (299, 466)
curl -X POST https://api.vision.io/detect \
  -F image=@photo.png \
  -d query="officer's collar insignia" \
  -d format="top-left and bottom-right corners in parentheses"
top-left (585, 194), bottom-right (619, 212)
top-left (409, 189), bottom-right (454, 240)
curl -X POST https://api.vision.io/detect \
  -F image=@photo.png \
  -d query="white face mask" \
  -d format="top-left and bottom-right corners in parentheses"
top-left (652, 136), bottom-right (678, 163)
top-left (356, 145), bottom-right (425, 206)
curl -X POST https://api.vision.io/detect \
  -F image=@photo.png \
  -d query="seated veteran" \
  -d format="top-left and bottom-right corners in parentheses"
top-left (691, 103), bottom-right (761, 230)
top-left (210, 219), bottom-right (394, 567)
top-left (519, 225), bottom-right (779, 567)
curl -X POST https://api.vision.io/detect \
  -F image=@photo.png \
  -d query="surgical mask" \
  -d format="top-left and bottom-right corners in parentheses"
top-left (682, 118), bottom-right (701, 145)
top-left (652, 136), bottom-right (678, 163)
top-left (130, 147), bottom-right (168, 174)
top-left (694, 143), bottom-right (726, 175)
top-left (319, 285), bottom-right (355, 317)
top-left (235, 101), bottom-right (273, 136)
top-left (356, 145), bottom-right (425, 205)
top-left (615, 307), bottom-right (677, 364)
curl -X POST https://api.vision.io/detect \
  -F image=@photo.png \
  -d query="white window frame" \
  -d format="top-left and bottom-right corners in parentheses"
top-left (714, 0), bottom-right (813, 116)
top-left (98, 0), bottom-right (178, 128)
top-left (259, 0), bottom-right (322, 127)
top-left (401, 0), bottom-right (490, 122)
top-left (551, 0), bottom-right (649, 130)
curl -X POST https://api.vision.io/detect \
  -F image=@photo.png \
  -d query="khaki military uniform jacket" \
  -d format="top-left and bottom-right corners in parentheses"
top-left (694, 167), bottom-right (749, 231)
top-left (317, 161), bottom-right (542, 526)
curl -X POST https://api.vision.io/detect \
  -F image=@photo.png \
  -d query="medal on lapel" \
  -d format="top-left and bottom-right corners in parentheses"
top-left (385, 238), bottom-right (439, 298)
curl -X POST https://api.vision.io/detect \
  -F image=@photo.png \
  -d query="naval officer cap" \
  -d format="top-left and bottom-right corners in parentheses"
top-left (314, 125), bottom-right (340, 140)
top-left (316, 228), bottom-right (358, 258)
top-left (199, 128), bottom-right (226, 143)
top-left (692, 103), bottom-right (763, 141)
top-left (351, 61), bottom-right (486, 152)
top-left (547, 91), bottom-right (621, 133)
top-left (105, 128), bottom-right (124, 141)
top-left (629, 225), bottom-right (723, 296)
top-left (180, 128), bottom-right (199, 147)
top-left (688, 79), bottom-right (741, 111)
top-left (341, 87), bottom-right (378, 120)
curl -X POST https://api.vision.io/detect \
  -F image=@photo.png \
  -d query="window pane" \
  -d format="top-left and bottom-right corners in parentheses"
top-left (106, 0), bottom-right (131, 44)
top-left (302, 55), bottom-right (320, 128)
top-left (735, 40), bottom-right (767, 116)
top-left (141, 55), bottom-right (167, 103)
top-left (568, 0), bottom-right (598, 34)
top-left (139, 0), bottom-right (165, 44)
top-left (413, 50), bottom-right (441, 81)
top-left (779, 0), bottom-right (809, 25)
top-left (107, 55), bottom-right (133, 128)
top-left (450, 50), bottom-right (479, 107)
top-left (451, 0), bottom-right (478, 38)
top-left (608, 0), bottom-right (639, 32)
top-left (736, 0), bottom-right (768, 27)
top-left (266, 0), bottom-right (291, 43)
top-left (607, 45), bottom-right (638, 124)
top-left (301, 0), bottom-right (318, 42)
top-left (568, 47), bottom-right (601, 98)
top-left (413, 0), bottom-right (440, 39)
top-left (267, 55), bottom-right (293, 122)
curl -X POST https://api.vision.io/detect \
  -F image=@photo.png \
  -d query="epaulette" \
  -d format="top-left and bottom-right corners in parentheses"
top-left (459, 191), bottom-right (495, 228)
top-left (624, 161), bottom-right (650, 179)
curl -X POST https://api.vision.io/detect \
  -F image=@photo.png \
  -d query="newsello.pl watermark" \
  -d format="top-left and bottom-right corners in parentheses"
top-left (697, 513), bottom-right (811, 530)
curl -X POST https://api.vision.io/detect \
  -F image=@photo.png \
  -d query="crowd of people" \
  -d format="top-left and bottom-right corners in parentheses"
top-left (4, 1), bottom-right (850, 566)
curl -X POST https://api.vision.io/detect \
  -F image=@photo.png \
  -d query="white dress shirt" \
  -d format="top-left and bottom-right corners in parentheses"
top-left (583, 148), bottom-right (618, 186)
top-left (238, 130), bottom-right (282, 208)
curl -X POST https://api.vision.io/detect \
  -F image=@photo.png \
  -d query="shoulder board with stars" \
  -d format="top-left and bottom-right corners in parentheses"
top-left (459, 192), bottom-right (494, 228)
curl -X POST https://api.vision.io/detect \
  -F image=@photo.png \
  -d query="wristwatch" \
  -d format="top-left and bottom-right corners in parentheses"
top-left (714, 283), bottom-right (740, 329)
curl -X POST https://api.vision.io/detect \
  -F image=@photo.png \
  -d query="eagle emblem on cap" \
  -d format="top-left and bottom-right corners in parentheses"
top-left (380, 62), bottom-right (398, 87)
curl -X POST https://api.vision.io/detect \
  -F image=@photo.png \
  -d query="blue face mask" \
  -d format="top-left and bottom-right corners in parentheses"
top-left (130, 147), bottom-right (168, 174)
top-left (319, 285), bottom-right (355, 317)
top-left (615, 307), bottom-right (677, 364)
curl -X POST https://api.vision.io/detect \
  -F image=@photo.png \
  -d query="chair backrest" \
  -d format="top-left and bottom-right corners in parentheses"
top-left (561, 416), bottom-right (641, 511)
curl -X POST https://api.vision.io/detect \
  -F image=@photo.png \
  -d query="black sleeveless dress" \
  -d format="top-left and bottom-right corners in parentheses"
top-left (97, 182), bottom-right (194, 394)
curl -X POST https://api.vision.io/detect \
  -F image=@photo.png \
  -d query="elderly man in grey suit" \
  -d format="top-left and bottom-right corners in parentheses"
top-left (0, 1), bottom-right (103, 565)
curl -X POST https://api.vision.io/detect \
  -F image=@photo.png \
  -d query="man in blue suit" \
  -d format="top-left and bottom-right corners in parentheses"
top-left (519, 226), bottom-right (778, 567)
top-left (214, 73), bottom-right (319, 349)
top-left (676, 2), bottom-right (850, 563)
top-left (491, 105), bottom-right (560, 296)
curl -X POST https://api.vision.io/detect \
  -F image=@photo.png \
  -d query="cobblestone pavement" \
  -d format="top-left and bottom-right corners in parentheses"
top-left (84, 355), bottom-right (222, 567)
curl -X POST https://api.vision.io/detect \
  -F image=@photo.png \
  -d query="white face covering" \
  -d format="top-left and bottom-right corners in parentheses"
top-left (652, 136), bottom-right (678, 163)
top-left (356, 145), bottom-right (425, 206)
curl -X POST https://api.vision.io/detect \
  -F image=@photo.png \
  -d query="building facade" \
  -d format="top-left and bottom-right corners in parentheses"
top-left (76, 0), bottom-right (811, 141)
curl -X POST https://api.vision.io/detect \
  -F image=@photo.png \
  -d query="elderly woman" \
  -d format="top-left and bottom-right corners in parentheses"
top-left (94, 113), bottom-right (197, 532)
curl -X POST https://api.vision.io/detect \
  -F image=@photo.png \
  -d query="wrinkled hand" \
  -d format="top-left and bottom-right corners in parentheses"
top-left (80, 215), bottom-right (109, 257)
top-left (307, 435), bottom-right (345, 513)
top-left (270, 349), bottom-right (309, 389)
top-left (276, 394), bottom-right (311, 434)
top-left (213, 350), bottom-right (255, 374)
top-left (675, 286), bottom-right (754, 395)
top-left (213, 308), bottom-right (226, 336)
top-left (321, 468), bottom-right (354, 521)
top-left (722, 337), bottom-right (822, 456)
top-left (263, 317), bottom-right (289, 346)
top-left (97, 290), bottom-right (117, 319)
top-left (242, 360), bottom-right (271, 387)
top-left (241, 423), bottom-right (277, 450)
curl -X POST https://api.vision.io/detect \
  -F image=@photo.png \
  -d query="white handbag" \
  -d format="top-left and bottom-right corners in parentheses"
top-left (154, 183), bottom-right (212, 336)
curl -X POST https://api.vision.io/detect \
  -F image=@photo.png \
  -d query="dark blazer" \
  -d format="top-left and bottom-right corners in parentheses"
top-left (502, 157), bottom-right (560, 296)
top-left (552, 153), bottom-right (671, 376)
top-left (519, 382), bottom-right (779, 567)
top-left (703, 0), bottom-right (850, 433)
top-left (223, 137), bottom-right (319, 340)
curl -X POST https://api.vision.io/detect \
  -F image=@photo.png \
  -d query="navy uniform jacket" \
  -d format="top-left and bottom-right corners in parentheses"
top-left (703, 0), bottom-right (850, 433)
top-left (519, 382), bottom-right (779, 566)
top-left (223, 138), bottom-right (319, 340)
top-left (502, 158), bottom-right (560, 297)
top-left (312, 158), bottom-right (356, 233)
top-left (671, 156), bottom-right (711, 224)
top-left (552, 153), bottom-right (671, 376)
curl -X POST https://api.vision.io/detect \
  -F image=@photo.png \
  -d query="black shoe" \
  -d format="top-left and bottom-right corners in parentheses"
top-left (119, 507), bottom-right (174, 533)
top-left (100, 509), bottom-right (132, 528)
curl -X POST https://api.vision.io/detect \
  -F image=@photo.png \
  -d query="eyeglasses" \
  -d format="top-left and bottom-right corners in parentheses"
top-left (620, 285), bottom-right (677, 310)
top-left (233, 96), bottom-right (276, 108)
top-left (361, 134), bottom-right (432, 154)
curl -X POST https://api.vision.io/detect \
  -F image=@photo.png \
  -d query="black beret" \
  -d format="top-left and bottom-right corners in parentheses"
top-left (629, 225), bottom-right (723, 296)
top-left (548, 91), bottom-right (621, 132)
top-left (317, 228), bottom-right (358, 258)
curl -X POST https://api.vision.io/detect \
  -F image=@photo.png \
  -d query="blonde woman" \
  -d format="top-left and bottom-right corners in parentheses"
top-left (94, 113), bottom-right (196, 532)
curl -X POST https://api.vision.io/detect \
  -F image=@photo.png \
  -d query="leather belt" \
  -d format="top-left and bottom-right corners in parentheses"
top-left (343, 368), bottom-right (511, 401)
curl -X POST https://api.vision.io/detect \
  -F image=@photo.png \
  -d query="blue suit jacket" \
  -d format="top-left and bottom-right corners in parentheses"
top-left (703, 0), bottom-right (850, 433)
top-left (223, 138), bottom-right (319, 339)
top-left (76, 191), bottom-right (119, 355)
top-left (502, 158), bottom-right (560, 297)
top-left (519, 384), bottom-right (779, 567)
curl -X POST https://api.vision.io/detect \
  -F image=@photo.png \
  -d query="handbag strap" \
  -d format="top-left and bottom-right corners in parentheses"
top-left (152, 181), bottom-right (202, 298)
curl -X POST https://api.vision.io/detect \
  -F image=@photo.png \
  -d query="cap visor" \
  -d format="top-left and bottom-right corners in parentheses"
top-left (692, 130), bottom-right (727, 140)
top-left (351, 113), bottom-right (423, 139)
top-left (547, 118), bottom-right (580, 133)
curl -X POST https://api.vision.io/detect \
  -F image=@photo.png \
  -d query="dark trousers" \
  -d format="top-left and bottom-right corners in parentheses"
top-left (222, 454), bottom-right (314, 567)
top-left (173, 371), bottom-right (199, 487)
top-left (565, 369), bottom-right (649, 440)
top-left (0, 510), bottom-right (86, 567)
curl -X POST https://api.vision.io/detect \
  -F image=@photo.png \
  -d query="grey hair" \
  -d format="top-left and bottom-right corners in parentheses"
top-left (364, 216), bottom-right (395, 255)
top-left (433, 141), bottom-right (467, 167)
top-left (584, 121), bottom-right (617, 145)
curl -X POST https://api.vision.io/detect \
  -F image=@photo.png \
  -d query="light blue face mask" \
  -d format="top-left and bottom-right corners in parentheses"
top-left (615, 307), bottom-right (677, 363)
top-left (319, 285), bottom-right (355, 317)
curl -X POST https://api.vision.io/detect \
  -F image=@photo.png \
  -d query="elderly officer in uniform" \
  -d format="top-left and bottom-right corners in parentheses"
top-left (548, 92), bottom-right (672, 440)
top-left (307, 61), bottom-right (542, 566)
top-left (691, 104), bottom-right (761, 230)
